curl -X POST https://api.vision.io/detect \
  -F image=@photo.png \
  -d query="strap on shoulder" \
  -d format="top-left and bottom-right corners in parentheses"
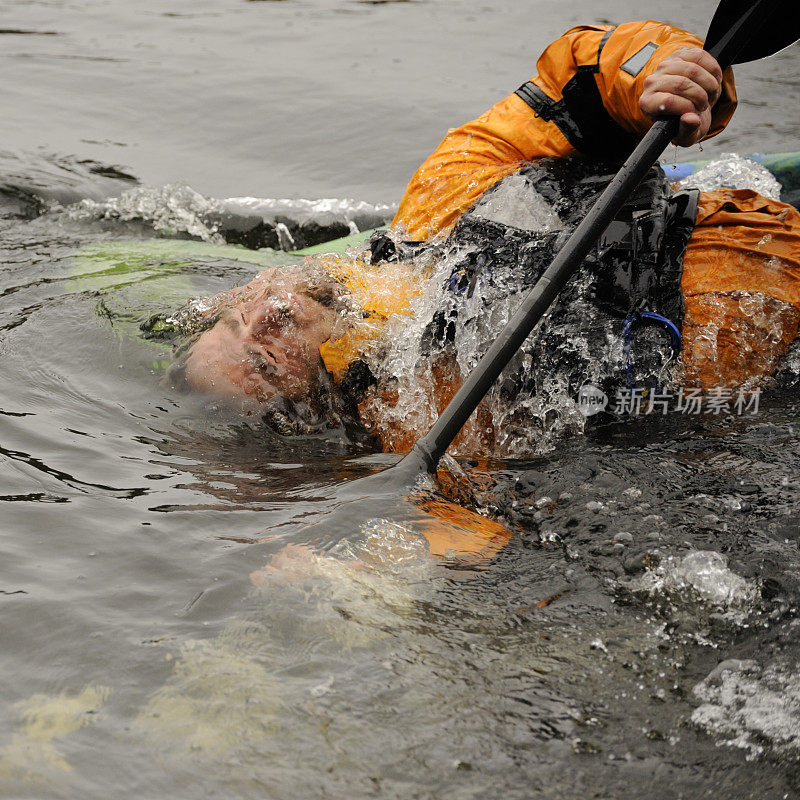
top-left (515, 25), bottom-right (640, 162)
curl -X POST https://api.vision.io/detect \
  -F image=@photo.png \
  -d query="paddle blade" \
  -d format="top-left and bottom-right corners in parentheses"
top-left (706, 0), bottom-right (800, 66)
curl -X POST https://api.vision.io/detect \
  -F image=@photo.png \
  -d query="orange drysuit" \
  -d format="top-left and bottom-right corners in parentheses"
top-left (392, 21), bottom-right (800, 390)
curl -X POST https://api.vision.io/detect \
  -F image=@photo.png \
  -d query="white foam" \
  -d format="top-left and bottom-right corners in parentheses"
top-left (67, 185), bottom-right (397, 243)
top-left (219, 196), bottom-right (396, 226)
top-left (692, 660), bottom-right (800, 758)
top-left (68, 183), bottom-right (223, 242)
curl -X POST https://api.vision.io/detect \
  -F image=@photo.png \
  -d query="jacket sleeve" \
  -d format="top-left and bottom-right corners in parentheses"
top-left (392, 21), bottom-right (738, 240)
top-left (531, 20), bottom-right (737, 145)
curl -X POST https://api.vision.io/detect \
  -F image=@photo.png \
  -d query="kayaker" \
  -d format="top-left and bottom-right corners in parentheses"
top-left (167, 20), bottom-right (800, 449)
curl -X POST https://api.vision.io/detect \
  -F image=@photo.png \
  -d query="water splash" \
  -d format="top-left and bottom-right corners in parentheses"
top-left (677, 153), bottom-right (796, 390)
top-left (470, 172), bottom-right (563, 232)
top-left (66, 185), bottom-right (396, 249)
top-left (356, 239), bottom-right (458, 453)
top-left (682, 287), bottom-right (800, 390)
top-left (164, 254), bottom-right (363, 338)
top-left (358, 202), bottom-right (625, 457)
top-left (692, 659), bottom-right (800, 759)
top-left (151, 154), bottom-right (798, 457)
top-left (678, 153), bottom-right (783, 199)
top-left (220, 196), bottom-right (396, 232)
top-left (628, 550), bottom-right (759, 625)
top-left (68, 183), bottom-right (224, 242)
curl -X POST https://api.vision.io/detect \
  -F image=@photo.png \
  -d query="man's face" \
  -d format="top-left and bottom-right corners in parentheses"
top-left (178, 282), bottom-right (337, 412)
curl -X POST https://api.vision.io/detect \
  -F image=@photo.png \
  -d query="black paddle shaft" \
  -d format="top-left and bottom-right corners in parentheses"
top-left (403, 0), bottom-right (791, 472)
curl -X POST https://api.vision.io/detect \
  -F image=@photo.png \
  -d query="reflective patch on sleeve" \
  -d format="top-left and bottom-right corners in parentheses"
top-left (620, 42), bottom-right (659, 77)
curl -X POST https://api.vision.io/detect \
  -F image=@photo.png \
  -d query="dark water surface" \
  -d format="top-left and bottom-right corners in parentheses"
top-left (3, 0), bottom-right (799, 200)
top-left (2, 1), bottom-right (800, 798)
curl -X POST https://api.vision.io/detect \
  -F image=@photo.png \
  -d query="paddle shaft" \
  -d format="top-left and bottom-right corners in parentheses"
top-left (407, 115), bottom-right (679, 471)
top-left (404, 0), bottom-right (777, 472)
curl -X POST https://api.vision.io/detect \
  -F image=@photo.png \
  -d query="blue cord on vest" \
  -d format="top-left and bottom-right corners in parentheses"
top-left (622, 310), bottom-right (682, 390)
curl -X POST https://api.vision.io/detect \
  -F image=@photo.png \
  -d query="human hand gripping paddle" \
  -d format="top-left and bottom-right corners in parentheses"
top-left (375, 0), bottom-right (800, 484)
top-left (305, 0), bottom-right (800, 535)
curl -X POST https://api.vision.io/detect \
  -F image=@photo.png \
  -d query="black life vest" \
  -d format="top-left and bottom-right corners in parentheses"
top-left (419, 157), bottom-right (699, 408)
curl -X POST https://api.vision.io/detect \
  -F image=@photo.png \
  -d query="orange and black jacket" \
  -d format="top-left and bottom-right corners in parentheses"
top-left (393, 21), bottom-right (737, 241)
top-left (335, 22), bottom-right (799, 402)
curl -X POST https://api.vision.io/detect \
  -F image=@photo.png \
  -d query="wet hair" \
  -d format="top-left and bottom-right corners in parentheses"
top-left (163, 330), bottom-right (206, 394)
